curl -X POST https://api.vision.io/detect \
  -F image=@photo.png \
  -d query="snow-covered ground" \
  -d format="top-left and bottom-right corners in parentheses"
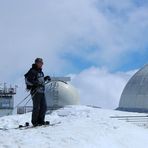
top-left (0, 105), bottom-right (148, 148)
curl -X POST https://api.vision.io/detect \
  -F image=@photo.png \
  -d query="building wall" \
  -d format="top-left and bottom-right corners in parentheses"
top-left (0, 96), bottom-right (14, 109)
top-left (0, 96), bottom-right (14, 116)
top-left (118, 64), bottom-right (148, 112)
top-left (0, 109), bottom-right (13, 117)
top-left (0, 96), bottom-right (14, 108)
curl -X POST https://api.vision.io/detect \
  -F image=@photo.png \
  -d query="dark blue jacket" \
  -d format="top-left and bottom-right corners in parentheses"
top-left (26, 64), bottom-right (45, 94)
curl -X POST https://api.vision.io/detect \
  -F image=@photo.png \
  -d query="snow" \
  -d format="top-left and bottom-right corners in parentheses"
top-left (0, 105), bottom-right (148, 148)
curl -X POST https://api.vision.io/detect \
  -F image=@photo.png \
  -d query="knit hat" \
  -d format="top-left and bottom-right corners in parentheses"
top-left (35, 58), bottom-right (43, 64)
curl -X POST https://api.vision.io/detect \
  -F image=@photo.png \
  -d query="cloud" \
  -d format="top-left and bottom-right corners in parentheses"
top-left (0, 0), bottom-right (148, 83)
top-left (14, 66), bottom-right (137, 109)
top-left (0, 0), bottom-right (147, 108)
top-left (70, 67), bottom-right (137, 109)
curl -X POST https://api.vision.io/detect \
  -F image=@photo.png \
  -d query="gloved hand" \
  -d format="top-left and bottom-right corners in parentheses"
top-left (44, 76), bottom-right (51, 81)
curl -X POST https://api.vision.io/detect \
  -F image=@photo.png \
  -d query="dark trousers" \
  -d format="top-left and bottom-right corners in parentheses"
top-left (31, 92), bottom-right (47, 125)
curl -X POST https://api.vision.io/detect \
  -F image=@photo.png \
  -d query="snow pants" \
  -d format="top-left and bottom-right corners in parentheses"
top-left (31, 92), bottom-right (47, 125)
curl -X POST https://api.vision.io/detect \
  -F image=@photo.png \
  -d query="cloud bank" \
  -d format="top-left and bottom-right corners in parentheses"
top-left (70, 67), bottom-right (137, 109)
top-left (14, 67), bottom-right (137, 109)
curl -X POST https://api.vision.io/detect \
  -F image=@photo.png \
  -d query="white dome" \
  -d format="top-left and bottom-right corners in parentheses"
top-left (118, 64), bottom-right (148, 112)
top-left (45, 81), bottom-right (80, 108)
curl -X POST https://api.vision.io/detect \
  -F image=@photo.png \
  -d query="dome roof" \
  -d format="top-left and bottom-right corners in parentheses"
top-left (118, 64), bottom-right (148, 112)
top-left (45, 81), bottom-right (80, 108)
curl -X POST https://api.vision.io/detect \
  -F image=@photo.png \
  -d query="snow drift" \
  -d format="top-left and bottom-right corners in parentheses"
top-left (0, 106), bottom-right (148, 148)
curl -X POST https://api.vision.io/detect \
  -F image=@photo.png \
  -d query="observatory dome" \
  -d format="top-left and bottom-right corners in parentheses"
top-left (45, 81), bottom-right (80, 109)
top-left (118, 64), bottom-right (148, 112)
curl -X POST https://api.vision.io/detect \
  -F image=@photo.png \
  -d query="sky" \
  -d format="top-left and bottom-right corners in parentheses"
top-left (0, 0), bottom-right (148, 109)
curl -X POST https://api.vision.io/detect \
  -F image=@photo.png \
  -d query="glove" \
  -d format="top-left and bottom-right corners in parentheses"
top-left (44, 76), bottom-right (51, 81)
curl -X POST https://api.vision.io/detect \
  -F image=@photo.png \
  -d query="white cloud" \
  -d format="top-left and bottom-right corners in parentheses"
top-left (0, 0), bottom-right (147, 108)
top-left (0, 0), bottom-right (148, 82)
top-left (70, 67), bottom-right (137, 109)
top-left (13, 67), bottom-right (137, 110)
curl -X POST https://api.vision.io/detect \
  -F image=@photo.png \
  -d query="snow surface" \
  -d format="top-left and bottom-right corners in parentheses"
top-left (0, 105), bottom-right (148, 148)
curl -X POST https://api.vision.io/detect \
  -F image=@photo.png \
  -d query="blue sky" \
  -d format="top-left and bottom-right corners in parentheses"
top-left (0, 0), bottom-right (148, 79)
top-left (0, 0), bottom-right (148, 108)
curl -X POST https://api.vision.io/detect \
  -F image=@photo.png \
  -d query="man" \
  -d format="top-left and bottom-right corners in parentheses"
top-left (25, 58), bottom-right (51, 126)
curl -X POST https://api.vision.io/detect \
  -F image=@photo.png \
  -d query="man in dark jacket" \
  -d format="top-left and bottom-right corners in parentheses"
top-left (25, 58), bottom-right (51, 126)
